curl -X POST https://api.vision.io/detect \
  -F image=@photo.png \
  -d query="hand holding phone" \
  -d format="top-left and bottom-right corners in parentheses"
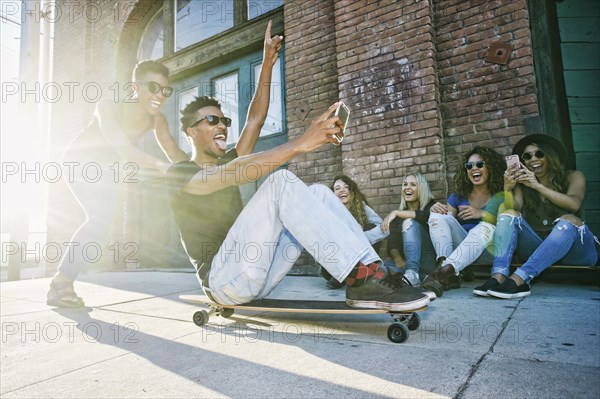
top-left (505, 155), bottom-right (522, 171)
top-left (332, 102), bottom-right (350, 144)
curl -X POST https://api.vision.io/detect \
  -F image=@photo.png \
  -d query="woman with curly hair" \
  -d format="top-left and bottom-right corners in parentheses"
top-left (422, 146), bottom-right (505, 297)
top-left (320, 175), bottom-right (388, 288)
top-left (331, 175), bottom-right (388, 245)
top-left (478, 135), bottom-right (598, 298)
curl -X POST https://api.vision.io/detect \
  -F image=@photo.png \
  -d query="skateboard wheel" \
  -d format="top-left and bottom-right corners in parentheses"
top-left (220, 308), bottom-right (234, 318)
top-left (193, 310), bottom-right (209, 326)
top-left (387, 323), bottom-right (409, 343)
top-left (408, 313), bottom-right (420, 331)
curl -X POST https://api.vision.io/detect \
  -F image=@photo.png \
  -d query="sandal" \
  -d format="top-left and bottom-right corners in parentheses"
top-left (47, 280), bottom-right (85, 308)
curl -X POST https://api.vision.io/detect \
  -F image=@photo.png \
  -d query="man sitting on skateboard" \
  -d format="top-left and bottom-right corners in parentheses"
top-left (167, 23), bottom-right (429, 311)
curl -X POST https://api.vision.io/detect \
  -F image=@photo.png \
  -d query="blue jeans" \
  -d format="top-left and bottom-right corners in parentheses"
top-left (57, 146), bottom-right (123, 279)
top-left (492, 213), bottom-right (599, 283)
top-left (206, 170), bottom-right (380, 305)
top-left (401, 219), bottom-right (436, 279)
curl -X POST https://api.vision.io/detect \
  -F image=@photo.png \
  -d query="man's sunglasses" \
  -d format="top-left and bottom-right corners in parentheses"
top-left (190, 115), bottom-right (232, 128)
top-left (521, 150), bottom-right (545, 161)
top-left (139, 81), bottom-right (174, 97)
top-left (464, 161), bottom-right (486, 170)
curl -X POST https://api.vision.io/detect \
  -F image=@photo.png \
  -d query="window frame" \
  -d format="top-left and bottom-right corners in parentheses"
top-left (153, 0), bottom-right (284, 60)
top-left (133, 2), bottom-right (286, 153)
top-left (251, 56), bottom-right (286, 137)
top-left (137, 8), bottom-right (165, 60)
top-left (169, 48), bottom-right (287, 152)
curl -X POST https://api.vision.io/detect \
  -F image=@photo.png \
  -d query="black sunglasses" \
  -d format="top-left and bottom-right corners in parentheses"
top-left (521, 150), bottom-right (545, 161)
top-left (191, 115), bottom-right (232, 128)
top-left (139, 81), bottom-right (174, 97)
top-left (464, 161), bottom-right (485, 170)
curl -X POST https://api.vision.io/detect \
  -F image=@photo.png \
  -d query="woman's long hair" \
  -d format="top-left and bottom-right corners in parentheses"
top-left (454, 146), bottom-right (505, 198)
top-left (521, 142), bottom-right (568, 216)
top-left (331, 175), bottom-right (369, 227)
top-left (399, 172), bottom-right (434, 211)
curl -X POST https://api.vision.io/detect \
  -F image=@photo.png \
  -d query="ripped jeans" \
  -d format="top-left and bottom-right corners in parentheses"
top-left (492, 214), bottom-right (599, 283)
top-left (428, 213), bottom-right (495, 274)
top-left (401, 219), bottom-right (436, 279)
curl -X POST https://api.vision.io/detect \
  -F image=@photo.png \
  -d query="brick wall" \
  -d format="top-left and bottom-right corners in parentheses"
top-left (284, 0), bottom-right (343, 273)
top-left (284, 0), bottom-right (343, 184)
top-left (333, 0), bottom-right (445, 220)
top-left (287, 0), bottom-right (542, 270)
top-left (44, 0), bottom-right (547, 274)
top-left (434, 0), bottom-right (539, 189)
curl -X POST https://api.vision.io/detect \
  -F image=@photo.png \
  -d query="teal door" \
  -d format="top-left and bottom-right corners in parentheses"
top-left (557, 0), bottom-right (600, 234)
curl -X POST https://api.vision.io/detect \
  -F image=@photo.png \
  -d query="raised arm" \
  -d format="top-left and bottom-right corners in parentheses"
top-left (502, 163), bottom-right (523, 211)
top-left (235, 20), bottom-right (284, 156)
top-left (153, 113), bottom-right (189, 163)
top-left (183, 103), bottom-right (342, 196)
top-left (96, 100), bottom-right (171, 173)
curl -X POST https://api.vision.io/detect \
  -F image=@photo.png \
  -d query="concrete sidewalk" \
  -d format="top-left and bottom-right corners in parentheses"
top-left (1, 271), bottom-right (598, 398)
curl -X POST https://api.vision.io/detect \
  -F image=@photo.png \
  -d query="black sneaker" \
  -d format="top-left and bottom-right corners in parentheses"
top-left (421, 264), bottom-right (460, 298)
top-left (461, 268), bottom-right (475, 282)
top-left (326, 278), bottom-right (346, 289)
top-left (386, 271), bottom-right (437, 301)
top-left (321, 267), bottom-right (346, 289)
top-left (421, 276), bottom-right (444, 298)
top-left (473, 278), bottom-right (500, 297)
top-left (346, 271), bottom-right (430, 311)
top-left (487, 279), bottom-right (531, 299)
top-left (320, 267), bottom-right (333, 281)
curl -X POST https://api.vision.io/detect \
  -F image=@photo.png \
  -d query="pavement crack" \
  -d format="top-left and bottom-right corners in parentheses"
top-left (94, 307), bottom-right (190, 323)
top-left (454, 297), bottom-right (526, 399)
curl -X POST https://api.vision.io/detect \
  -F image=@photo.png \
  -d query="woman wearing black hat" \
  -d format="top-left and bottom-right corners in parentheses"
top-left (475, 134), bottom-right (599, 298)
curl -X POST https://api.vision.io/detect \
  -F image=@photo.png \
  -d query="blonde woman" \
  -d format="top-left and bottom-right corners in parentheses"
top-left (382, 173), bottom-right (443, 286)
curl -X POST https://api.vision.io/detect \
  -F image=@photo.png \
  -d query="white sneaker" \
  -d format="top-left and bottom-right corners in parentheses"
top-left (403, 269), bottom-right (421, 287)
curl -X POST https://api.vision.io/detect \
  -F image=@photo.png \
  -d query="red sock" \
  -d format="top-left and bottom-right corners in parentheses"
top-left (345, 262), bottom-right (385, 286)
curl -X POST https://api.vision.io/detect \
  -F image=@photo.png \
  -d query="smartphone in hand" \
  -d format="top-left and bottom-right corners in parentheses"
top-left (333, 102), bottom-right (350, 144)
top-left (505, 154), bottom-right (522, 170)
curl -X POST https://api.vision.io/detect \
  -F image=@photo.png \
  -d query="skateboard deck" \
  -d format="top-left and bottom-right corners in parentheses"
top-left (180, 294), bottom-right (427, 343)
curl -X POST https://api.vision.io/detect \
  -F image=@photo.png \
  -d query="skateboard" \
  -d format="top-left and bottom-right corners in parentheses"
top-left (180, 295), bottom-right (427, 343)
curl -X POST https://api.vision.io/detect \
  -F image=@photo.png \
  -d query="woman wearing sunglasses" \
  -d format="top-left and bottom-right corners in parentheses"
top-left (422, 146), bottom-right (505, 297)
top-left (478, 135), bottom-right (598, 298)
top-left (46, 60), bottom-right (188, 308)
top-left (320, 175), bottom-right (388, 288)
